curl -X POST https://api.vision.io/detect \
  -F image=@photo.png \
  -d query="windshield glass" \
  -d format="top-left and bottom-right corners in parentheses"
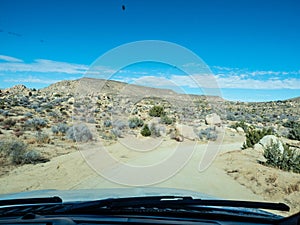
top-left (0, 0), bottom-right (299, 218)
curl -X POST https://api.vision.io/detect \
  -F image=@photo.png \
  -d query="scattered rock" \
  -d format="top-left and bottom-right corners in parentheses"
top-left (205, 113), bottom-right (221, 126)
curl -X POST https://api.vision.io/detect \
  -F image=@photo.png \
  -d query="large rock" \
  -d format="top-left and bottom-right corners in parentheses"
top-left (175, 123), bottom-right (198, 141)
top-left (236, 127), bottom-right (244, 134)
top-left (258, 135), bottom-right (284, 154)
top-left (205, 113), bottom-right (221, 126)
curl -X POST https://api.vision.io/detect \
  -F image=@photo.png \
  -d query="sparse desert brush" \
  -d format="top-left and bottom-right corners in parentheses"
top-left (198, 127), bottom-right (218, 141)
top-left (35, 131), bottom-right (50, 145)
top-left (242, 127), bottom-right (273, 149)
top-left (128, 117), bottom-right (144, 129)
top-left (25, 118), bottom-right (48, 130)
top-left (51, 123), bottom-right (69, 135)
top-left (3, 118), bottom-right (16, 127)
top-left (285, 182), bottom-right (300, 194)
top-left (150, 123), bottom-right (165, 137)
top-left (66, 124), bottom-right (93, 142)
top-left (0, 139), bottom-right (46, 164)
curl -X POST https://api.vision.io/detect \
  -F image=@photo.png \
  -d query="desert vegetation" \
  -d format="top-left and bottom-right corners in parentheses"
top-left (0, 79), bottom-right (299, 214)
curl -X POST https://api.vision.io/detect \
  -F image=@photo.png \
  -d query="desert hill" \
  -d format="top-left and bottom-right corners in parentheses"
top-left (0, 79), bottom-right (299, 215)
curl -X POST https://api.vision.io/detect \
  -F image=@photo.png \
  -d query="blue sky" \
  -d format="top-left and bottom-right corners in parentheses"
top-left (0, 0), bottom-right (299, 102)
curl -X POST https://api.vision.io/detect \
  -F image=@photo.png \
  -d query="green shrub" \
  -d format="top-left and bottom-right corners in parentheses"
top-left (128, 117), bottom-right (144, 129)
top-left (160, 115), bottom-right (174, 125)
top-left (242, 127), bottom-right (273, 149)
top-left (229, 120), bottom-right (249, 132)
top-left (141, 124), bottom-right (151, 137)
top-left (263, 141), bottom-right (300, 173)
top-left (149, 106), bottom-right (165, 117)
top-left (288, 123), bottom-right (300, 141)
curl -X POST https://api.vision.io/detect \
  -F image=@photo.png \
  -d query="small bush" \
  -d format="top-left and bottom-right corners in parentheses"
top-left (288, 123), bottom-right (300, 141)
top-left (149, 106), bottom-right (165, 117)
top-left (0, 139), bottom-right (46, 164)
top-left (22, 150), bottom-right (46, 164)
top-left (229, 120), bottom-right (248, 132)
top-left (128, 117), bottom-right (144, 129)
top-left (150, 123), bottom-right (165, 137)
top-left (113, 120), bottom-right (127, 130)
top-left (242, 127), bottom-right (274, 149)
top-left (141, 124), bottom-right (151, 137)
top-left (160, 115), bottom-right (173, 125)
top-left (103, 120), bottom-right (112, 127)
top-left (263, 141), bottom-right (300, 173)
top-left (35, 131), bottom-right (50, 144)
top-left (25, 118), bottom-right (47, 130)
top-left (3, 118), bottom-right (16, 127)
top-left (198, 127), bottom-right (218, 141)
top-left (66, 124), bottom-right (93, 142)
top-left (111, 128), bottom-right (123, 138)
top-left (51, 123), bottom-right (69, 135)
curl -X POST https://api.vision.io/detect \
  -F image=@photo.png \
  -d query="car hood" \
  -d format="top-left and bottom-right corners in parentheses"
top-left (0, 187), bottom-right (281, 218)
top-left (0, 187), bottom-right (215, 202)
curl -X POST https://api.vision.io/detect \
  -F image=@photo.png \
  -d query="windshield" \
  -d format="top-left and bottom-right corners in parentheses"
top-left (0, 0), bottom-right (299, 218)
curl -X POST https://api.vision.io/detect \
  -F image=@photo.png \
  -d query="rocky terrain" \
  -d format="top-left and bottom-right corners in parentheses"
top-left (0, 78), bottom-right (299, 215)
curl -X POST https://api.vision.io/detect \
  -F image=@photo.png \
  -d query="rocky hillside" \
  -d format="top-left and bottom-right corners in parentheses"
top-left (0, 78), bottom-right (299, 174)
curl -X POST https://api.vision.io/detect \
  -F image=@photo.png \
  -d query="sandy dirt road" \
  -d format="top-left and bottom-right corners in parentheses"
top-left (0, 137), bottom-right (263, 202)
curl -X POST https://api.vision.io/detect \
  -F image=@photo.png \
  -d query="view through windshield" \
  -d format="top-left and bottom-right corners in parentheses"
top-left (0, 0), bottom-right (299, 217)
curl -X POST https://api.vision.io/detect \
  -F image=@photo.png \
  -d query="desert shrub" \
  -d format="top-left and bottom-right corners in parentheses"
top-left (51, 123), bottom-right (69, 135)
top-left (149, 106), bottom-right (165, 117)
top-left (285, 122), bottom-right (300, 141)
top-left (282, 120), bottom-right (298, 128)
top-left (3, 118), bottom-right (16, 127)
top-left (198, 127), bottom-right (218, 141)
top-left (150, 123), bottom-right (165, 137)
top-left (103, 120), bottom-right (112, 127)
top-left (0, 110), bottom-right (9, 117)
top-left (113, 120), bottom-right (127, 130)
top-left (35, 131), bottom-right (50, 144)
top-left (111, 128), bottom-right (123, 138)
top-left (160, 115), bottom-right (173, 125)
top-left (229, 120), bottom-right (248, 132)
top-left (66, 124), bottom-right (93, 142)
top-left (0, 139), bottom-right (45, 164)
top-left (25, 118), bottom-right (47, 130)
top-left (0, 139), bottom-right (27, 164)
top-left (141, 124), bottom-right (151, 137)
top-left (24, 112), bottom-right (33, 118)
top-left (22, 150), bottom-right (46, 164)
top-left (128, 117), bottom-right (144, 129)
top-left (263, 141), bottom-right (300, 173)
top-left (242, 127), bottom-right (274, 149)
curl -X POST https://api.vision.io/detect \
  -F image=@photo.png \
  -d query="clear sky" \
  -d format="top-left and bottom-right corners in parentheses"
top-left (0, 0), bottom-right (299, 102)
